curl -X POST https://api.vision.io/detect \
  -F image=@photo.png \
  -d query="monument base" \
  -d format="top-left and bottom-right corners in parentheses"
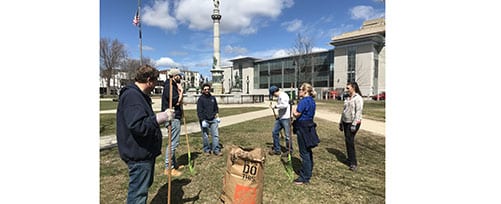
top-left (212, 82), bottom-right (223, 94)
top-left (231, 88), bottom-right (242, 93)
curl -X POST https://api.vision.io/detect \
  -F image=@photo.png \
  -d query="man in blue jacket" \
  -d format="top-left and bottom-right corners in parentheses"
top-left (116, 64), bottom-right (174, 204)
top-left (196, 83), bottom-right (222, 156)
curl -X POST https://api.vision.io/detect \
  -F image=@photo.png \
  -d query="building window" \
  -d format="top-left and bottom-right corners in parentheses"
top-left (373, 48), bottom-right (379, 95)
top-left (347, 47), bottom-right (356, 82)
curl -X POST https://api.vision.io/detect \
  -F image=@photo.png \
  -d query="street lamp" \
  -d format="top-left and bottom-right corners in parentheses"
top-left (246, 75), bottom-right (249, 94)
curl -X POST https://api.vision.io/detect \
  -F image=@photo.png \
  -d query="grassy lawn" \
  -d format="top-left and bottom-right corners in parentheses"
top-left (316, 99), bottom-right (386, 122)
top-left (100, 117), bottom-right (385, 203)
top-left (100, 100), bottom-right (118, 111)
top-left (100, 107), bottom-right (267, 136)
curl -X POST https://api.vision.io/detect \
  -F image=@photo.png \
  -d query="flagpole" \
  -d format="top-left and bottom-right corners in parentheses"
top-left (138, 0), bottom-right (143, 65)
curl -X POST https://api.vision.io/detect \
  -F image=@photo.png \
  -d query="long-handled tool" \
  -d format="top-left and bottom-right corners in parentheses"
top-left (181, 106), bottom-right (195, 174)
top-left (286, 85), bottom-right (294, 181)
top-left (166, 77), bottom-right (173, 204)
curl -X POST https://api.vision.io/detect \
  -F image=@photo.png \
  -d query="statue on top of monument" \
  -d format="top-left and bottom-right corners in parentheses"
top-left (212, 56), bottom-right (217, 69)
top-left (213, 0), bottom-right (220, 9)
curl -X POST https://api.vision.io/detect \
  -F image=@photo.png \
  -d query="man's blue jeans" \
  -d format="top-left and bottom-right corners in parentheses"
top-left (165, 119), bottom-right (181, 169)
top-left (296, 129), bottom-right (313, 182)
top-left (126, 159), bottom-right (155, 204)
top-left (271, 118), bottom-right (292, 153)
top-left (201, 118), bottom-right (220, 154)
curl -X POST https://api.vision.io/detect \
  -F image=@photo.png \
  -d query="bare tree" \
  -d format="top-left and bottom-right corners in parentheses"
top-left (121, 58), bottom-right (140, 81)
top-left (100, 38), bottom-right (127, 95)
top-left (121, 57), bottom-right (154, 80)
top-left (288, 33), bottom-right (314, 88)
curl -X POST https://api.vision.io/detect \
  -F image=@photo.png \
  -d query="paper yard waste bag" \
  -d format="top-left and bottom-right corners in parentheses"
top-left (220, 146), bottom-right (266, 204)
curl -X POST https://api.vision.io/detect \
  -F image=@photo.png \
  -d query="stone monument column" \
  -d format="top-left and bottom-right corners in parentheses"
top-left (210, 0), bottom-right (224, 94)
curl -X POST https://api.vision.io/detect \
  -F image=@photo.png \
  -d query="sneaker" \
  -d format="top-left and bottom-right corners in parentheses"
top-left (293, 178), bottom-right (310, 185)
top-left (349, 165), bottom-right (358, 172)
top-left (204, 151), bottom-right (211, 156)
top-left (164, 168), bottom-right (183, 177)
top-left (214, 151), bottom-right (223, 156)
top-left (268, 150), bottom-right (281, 156)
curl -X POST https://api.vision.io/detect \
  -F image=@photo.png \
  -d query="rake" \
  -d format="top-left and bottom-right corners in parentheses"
top-left (181, 107), bottom-right (195, 174)
top-left (286, 85), bottom-right (294, 181)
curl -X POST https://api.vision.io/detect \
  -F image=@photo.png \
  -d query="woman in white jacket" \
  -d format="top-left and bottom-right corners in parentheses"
top-left (339, 82), bottom-right (364, 171)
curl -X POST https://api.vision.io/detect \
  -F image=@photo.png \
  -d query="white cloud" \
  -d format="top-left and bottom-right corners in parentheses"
top-left (350, 5), bottom-right (385, 20)
top-left (246, 48), bottom-right (290, 60)
top-left (142, 45), bottom-right (154, 51)
top-left (142, 0), bottom-right (177, 31)
top-left (174, 0), bottom-right (213, 30)
top-left (271, 49), bottom-right (289, 58)
top-left (281, 19), bottom-right (303, 32)
top-left (173, 0), bottom-right (292, 34)
top-left (155, 57), bottom-right (181, 68)
top-left (312, 47), bottom-right (328, 52)
top-left (224, 45), bottom-right (248, 55)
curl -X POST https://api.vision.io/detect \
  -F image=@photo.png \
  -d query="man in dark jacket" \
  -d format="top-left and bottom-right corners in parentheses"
top-left (161, 68), bottom-right (184, 176)
top-left (196, 83), bottom-right (222, 156)
top-left (116, 64), bottom-right (173, 204)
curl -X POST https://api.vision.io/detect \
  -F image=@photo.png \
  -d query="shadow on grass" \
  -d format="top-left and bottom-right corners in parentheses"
top-left (326, 147), bottom-right (349, 166)
top-left (177, 152), bottom-right (201, 169)
top-left (151, 178), bottom-right (201, 204)
top-left (280, 156), bottom-right (302, 175)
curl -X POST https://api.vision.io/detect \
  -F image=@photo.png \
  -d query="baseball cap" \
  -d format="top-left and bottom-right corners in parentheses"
top-left (269, 85), bottom-right (278, 96)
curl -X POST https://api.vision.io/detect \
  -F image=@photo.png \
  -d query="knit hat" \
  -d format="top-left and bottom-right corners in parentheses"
top-left (168, 68), bottom-right (182, 76)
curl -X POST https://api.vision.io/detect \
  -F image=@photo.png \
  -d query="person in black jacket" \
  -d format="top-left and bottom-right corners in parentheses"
top-left (116, 64), bottom-right (174, 204)
top-left (196, 83), bottom-right (222, 156)
top-left (161, 68), bottom-right (185, 176)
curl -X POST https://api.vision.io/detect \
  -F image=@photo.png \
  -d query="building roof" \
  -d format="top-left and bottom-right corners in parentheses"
top-left (330, 18), bottom-right (385, 46)
top-left (229, 57), bottom-right (261, 63)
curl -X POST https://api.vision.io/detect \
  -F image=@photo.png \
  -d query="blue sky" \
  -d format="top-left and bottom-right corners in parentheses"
top-left (100, 0), bottom-right (385, 78)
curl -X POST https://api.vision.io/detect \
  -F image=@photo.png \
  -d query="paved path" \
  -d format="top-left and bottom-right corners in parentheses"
top-left (100, 99), bottom-right (385, 149)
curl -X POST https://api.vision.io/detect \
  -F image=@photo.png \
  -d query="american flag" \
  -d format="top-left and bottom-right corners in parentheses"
top-left (133, 10), bottom-right (140, 26)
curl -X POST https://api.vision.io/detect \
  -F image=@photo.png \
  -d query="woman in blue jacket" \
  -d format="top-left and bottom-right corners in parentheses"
top-left (292, 83), bottom-right (319, 185)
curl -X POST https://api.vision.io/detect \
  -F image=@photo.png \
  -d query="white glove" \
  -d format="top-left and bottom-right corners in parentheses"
top-left (156, 109), bottom-right (174, 124)
top-left (215, 118), bottom-right (221, 123)
top-left (201, 120), bottom-right (209, 128)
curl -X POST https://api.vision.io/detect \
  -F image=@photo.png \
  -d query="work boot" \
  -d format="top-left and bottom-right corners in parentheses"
top-left (164, 168), bottom-right (183, 177)
top-left (268, 150), bottom-right (281, 156)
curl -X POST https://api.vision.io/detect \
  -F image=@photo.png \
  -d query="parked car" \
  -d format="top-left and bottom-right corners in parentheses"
top-left (371, 92), bottom-right (385, 100)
